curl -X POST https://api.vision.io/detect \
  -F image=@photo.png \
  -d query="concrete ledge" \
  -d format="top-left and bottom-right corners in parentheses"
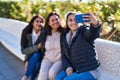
top-left (95, 39), bottom-right (120, 80)
top-left (0, 17), bottom-right (27, 61)
top-left (0, 29), bottom-right (24, 61)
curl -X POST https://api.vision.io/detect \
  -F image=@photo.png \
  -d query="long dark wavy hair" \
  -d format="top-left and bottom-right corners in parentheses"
top-left (44, 12), bottom-right (65, 35)
top-left (21, 15), bottom-right (45, 48)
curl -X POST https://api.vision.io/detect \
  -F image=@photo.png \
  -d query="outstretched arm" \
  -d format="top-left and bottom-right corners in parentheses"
top-left (84, 13), bottom-right (101, 42)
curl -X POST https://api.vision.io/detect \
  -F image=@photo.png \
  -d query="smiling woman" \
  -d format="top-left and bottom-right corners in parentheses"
top-left (20, 15), bottom-right (45, 80)
top-left (37, 12), bottom-right (65, 80)
top-left (55, 11), bottom-right (101, 80)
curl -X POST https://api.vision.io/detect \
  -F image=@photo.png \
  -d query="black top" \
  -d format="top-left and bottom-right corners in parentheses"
top-left (60, 24), bottom-right (101, 73)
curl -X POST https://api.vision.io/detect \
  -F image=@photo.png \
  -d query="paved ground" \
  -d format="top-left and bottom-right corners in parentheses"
top-left (0, 43), bottom-right (24, 80)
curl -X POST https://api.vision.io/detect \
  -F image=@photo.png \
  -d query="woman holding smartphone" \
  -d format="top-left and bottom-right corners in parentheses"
top-left (55, 12), bottom-right (101, 80)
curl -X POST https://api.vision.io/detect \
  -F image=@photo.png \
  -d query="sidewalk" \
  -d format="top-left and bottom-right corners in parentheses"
top-left (0, 43), bottom-right (24, 80)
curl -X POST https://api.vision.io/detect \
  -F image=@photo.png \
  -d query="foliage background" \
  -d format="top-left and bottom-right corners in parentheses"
top-left (0, 0), bottom-right (120, 42)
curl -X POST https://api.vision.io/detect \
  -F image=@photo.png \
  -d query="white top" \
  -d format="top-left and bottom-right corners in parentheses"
top-left (44, 31), bottom-right (61, 63)
top-left (32, 30), bottom-right (40, 45)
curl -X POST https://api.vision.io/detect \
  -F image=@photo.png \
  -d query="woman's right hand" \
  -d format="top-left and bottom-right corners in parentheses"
top-left (37, 43), bottom-right (42, 49)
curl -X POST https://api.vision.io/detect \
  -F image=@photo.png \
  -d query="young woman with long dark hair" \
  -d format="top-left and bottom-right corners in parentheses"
top-left (37, 12), bottom-right (65, 80)
top-left (21, 15), bottom-right (44, 80)
top-left (56, 12), bottom-right (101, 80)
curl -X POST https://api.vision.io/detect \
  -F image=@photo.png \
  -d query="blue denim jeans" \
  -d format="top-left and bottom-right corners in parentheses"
top-left (55, 70), bottom-right (66, 80)
top-left (25, 52), bottom-right (41, 80)
top-left (55, 70), bottom-right (96, 80)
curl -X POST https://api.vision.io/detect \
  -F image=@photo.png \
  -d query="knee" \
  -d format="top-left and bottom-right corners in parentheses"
top-left (38, 69), bottom-right (48, 79)
top-left (36, 62), bottom-right (41, 70)
top-left (32, 52), bottom-right (40, 59)
top-left (40, 68), bottom-right (47, 75)
top-left (49, 69), bottom-right (56, 80)
top-left (55, 71), bottom-right (66, 80)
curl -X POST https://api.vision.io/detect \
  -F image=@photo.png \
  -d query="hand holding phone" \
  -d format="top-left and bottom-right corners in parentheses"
top-left (75, 13), bottom-right (90, 23)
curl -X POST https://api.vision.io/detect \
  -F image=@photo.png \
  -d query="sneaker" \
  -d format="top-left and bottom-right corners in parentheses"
top-left (21, 76), bottom-right (29, 80)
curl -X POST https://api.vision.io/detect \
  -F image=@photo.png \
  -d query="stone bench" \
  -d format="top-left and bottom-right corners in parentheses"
top-left (95, 39), bottom-right (120, 80)
top-left (0, 17), bottom-right (120, 80)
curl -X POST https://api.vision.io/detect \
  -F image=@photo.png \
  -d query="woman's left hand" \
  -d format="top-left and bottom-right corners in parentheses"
top-left (89, 13), bottom-right (99, 27)
top-left (84, 13), bottom-right (99, 27)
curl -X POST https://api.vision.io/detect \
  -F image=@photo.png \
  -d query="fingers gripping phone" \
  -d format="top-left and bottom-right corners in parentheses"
top-left (75, 13), bottom-right (90, 23)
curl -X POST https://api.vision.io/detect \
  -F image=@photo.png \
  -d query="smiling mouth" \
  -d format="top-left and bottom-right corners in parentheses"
top-left (71, 24), bottom-right (77, 27)
top-left (54, 23), bottom-right (59, 26)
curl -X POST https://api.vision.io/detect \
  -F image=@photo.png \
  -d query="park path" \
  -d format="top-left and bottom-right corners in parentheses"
top-left (0, 43), bottom-right (24, 80)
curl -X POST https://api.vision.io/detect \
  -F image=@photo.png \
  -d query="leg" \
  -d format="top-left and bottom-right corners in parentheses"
top-left (49, 61), bottom-right (62, 80)
top-left (24, 61), bottom-right (28, 72)
top-left (37, 58), bottom-right (52, 80)
top-left (55, 70), bottom-right (67, 80)
top-left (64, 71), bottom-right (96, 80)
top-left (21, 52), bottom-right (41, 80)
top-left (21, 61), bottom-right (29, 80)
top-left (30, 61), bottom-right (41, 80)
top-left (25, 52), bottom-right (41, 77)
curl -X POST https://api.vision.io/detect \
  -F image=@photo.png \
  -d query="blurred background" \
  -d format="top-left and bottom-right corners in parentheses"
top-left (0, 0), bottom-right (120, 42)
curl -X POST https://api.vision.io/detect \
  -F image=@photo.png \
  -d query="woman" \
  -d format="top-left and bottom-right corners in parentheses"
top-left (56, 12), bottom-right (101, 80)
top-left (21, 15), bottom-right (44, 80)
top-left (37, 12), bottom-right (65, 80)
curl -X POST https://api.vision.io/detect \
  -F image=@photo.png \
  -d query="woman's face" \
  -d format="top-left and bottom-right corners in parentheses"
top-left (48, 15), bottom-right (60, 31)
top-left (32, 17), bottom-right (43, 31)
top-left (67, 14), bottom-right (78, 31)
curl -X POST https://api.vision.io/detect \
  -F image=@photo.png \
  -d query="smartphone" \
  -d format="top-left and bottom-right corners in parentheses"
top-left (75, 13), bottom-right (90, 23)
